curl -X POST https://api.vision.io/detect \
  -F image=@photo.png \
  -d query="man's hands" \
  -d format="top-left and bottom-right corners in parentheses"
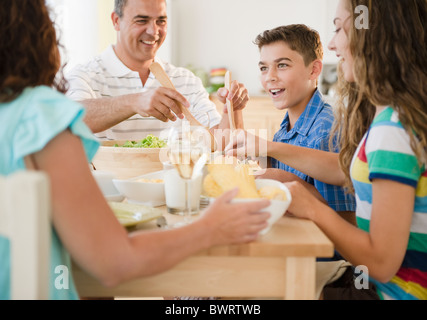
top-left (217, 80), bottom-right (249, 112)
top-left (129, 87), bottom-right (190, 122)
top-left (129, 80), bottom-right (248, 123)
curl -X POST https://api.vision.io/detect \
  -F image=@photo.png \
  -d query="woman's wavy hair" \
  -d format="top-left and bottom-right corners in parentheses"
top-left (0, 0), bottom-right (67, 102)
top-left (331, 0), bottom-right (427, 192)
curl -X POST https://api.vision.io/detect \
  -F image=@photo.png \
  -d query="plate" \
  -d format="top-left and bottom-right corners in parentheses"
top-left (108, 201), bottom-right (164, 228)
top-left (92, 170), bottom-right (125, 202)
top-left (105, 193), bottom-right (125, 202)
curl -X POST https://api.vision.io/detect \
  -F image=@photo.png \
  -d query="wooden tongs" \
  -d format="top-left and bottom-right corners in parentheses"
top-left (224, 70), bottom-right (236, 132)
top-left (149, 62), bottom-right (217, 152)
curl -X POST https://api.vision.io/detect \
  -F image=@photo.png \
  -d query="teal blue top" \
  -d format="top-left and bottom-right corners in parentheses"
top-left (0, 86), bottom-right (100, 300)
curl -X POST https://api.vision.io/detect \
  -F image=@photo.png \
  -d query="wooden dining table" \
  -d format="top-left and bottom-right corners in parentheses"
top-left (72, 206), bottom-right (334, 300)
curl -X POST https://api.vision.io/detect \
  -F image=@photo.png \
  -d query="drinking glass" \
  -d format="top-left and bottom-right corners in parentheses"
top-left (167, 121), bottom-right (211, 227)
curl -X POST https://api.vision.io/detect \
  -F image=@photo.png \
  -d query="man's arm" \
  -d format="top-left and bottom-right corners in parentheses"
top-left (79, 96), bottom-right (136, 133)
top-left (73, 89), bottom-right (190, 134)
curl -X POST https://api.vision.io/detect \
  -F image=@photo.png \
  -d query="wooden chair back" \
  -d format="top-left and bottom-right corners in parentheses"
top-left (0, 171), bottom-right (51, 299)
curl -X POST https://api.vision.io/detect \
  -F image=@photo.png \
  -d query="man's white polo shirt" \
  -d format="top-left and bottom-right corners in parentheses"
top-left (66, 45), bottom-right (221, 141)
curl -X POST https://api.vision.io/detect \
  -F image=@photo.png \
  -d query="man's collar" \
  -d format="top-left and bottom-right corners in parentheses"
top-left (101, 45), bottom-right (165, 77)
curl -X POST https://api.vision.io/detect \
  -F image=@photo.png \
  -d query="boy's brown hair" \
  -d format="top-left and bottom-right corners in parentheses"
top-left (254, 24), bottom-right (323, 66)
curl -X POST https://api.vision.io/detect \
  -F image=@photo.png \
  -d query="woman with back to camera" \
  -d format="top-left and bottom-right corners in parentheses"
top-left (0, 0), bottom-right (270, 300)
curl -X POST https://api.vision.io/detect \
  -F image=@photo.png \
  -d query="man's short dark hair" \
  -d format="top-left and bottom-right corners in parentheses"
top-left (114, 0), bottom-right (127, 18)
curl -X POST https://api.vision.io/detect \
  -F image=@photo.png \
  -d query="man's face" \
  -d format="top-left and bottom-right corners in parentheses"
top-left (113, 0), bottom-right (167, 67)
top-left (259, 41), bottom-right (315, 112)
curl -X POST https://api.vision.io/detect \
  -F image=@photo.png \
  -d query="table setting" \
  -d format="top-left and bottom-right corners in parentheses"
top-left (79, 65), bottom-right (334, 299)
top-left (84, 123), bottom-right (334, 300)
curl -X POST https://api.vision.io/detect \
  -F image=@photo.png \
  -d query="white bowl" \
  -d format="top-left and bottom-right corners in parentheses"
top-left (254, 179), bottom-right (292, 235)
top-left (92, 170), bottom-right (125, 202)
top-left (113, 170), bottom-right (166, 207)
top-left (212, 179), bottom-right (292, 235)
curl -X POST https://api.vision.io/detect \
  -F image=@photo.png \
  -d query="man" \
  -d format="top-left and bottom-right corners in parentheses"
top-left (66, 0), bottom-right (248, 144)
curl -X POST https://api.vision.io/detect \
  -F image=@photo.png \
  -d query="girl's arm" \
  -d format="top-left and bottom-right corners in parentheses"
top-left (30, 130), bottom-right (271, 287)
top-left (268, 141), bottom-right (345, 186)
top-left (286, 178), bottom-right (413, 282)
top-left (226, 130), bottom-right (346, 186)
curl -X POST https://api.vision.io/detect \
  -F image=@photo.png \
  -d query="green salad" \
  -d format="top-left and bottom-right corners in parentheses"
top-left (113, 135), bottom-right (167, 148)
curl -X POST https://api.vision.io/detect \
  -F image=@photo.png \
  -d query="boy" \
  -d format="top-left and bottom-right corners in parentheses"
top-left (254, 24), bottom-right (356, 224)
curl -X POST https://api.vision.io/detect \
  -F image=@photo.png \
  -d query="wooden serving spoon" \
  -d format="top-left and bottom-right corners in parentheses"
top-left (224, 70), bottom-right (236, 131)
top-left (149, 62), bottom-right (217, 152)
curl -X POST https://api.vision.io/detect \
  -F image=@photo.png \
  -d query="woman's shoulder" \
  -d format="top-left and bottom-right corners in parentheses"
top-left (25, 85), bottom-right (72, 101)
top-left (22, 86), bottom-right (83, 114)
top-left (12, 86), bottom-right (98, 163)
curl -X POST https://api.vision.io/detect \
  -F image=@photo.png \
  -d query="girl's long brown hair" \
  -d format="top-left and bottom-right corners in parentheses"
top-left (331, 0), bottom-right (427, 192)
top-left (0, 0), bottom-right (67, 102)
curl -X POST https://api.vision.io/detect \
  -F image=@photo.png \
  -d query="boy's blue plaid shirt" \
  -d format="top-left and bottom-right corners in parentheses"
top-left (270, 89), bottom-right (356, 212)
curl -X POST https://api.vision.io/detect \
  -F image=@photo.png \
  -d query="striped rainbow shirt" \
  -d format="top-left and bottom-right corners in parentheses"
top-left (350, 107), bottom-right (427, 300)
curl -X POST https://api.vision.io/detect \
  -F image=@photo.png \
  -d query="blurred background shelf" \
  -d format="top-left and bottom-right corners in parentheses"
top-left (210, 95), bottom-right (284, 141)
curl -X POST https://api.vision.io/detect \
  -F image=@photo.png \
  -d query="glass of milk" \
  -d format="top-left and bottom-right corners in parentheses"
top-left (163, 162), bottom-right (203, 216)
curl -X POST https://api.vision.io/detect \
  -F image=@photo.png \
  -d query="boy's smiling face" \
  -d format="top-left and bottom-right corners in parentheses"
top-left (259, 41), bottom-right (319, 114)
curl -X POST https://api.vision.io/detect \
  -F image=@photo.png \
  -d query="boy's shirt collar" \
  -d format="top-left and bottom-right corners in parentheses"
top-left (279, 89), bottom-right (327, 137)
